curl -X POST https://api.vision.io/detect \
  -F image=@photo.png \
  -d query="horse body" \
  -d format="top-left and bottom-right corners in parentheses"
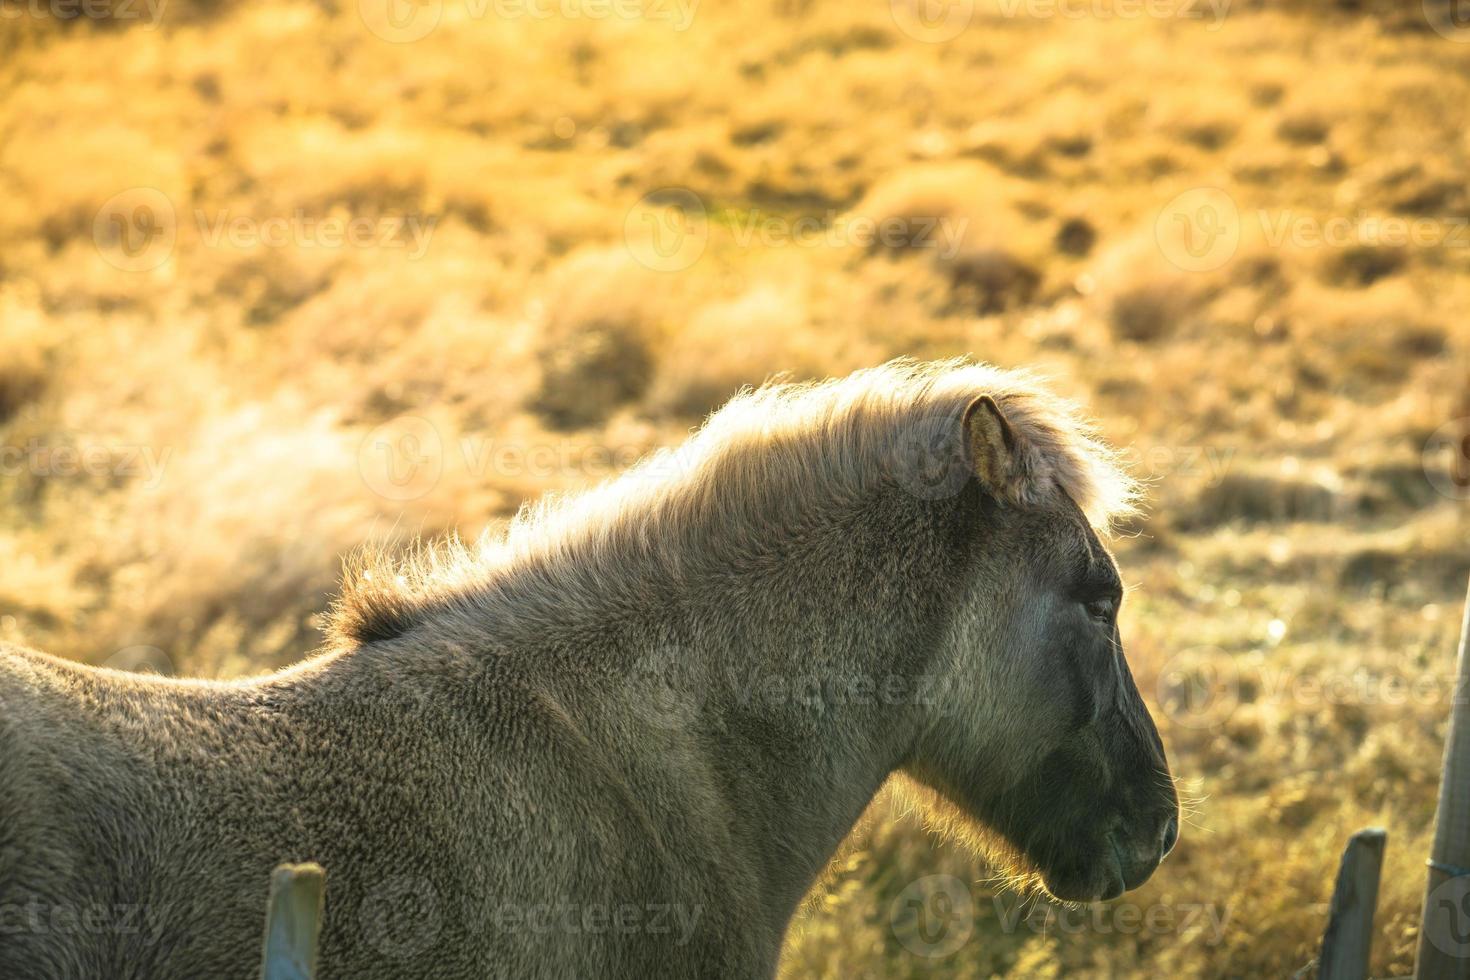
top-left (0, 359), bottom-right (1178, 978)
top-left (0, 636), bottom-right (779, 979)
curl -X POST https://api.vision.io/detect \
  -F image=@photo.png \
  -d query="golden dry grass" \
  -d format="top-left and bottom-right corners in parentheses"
top-left (4, 0), bottom-right (1470, 975)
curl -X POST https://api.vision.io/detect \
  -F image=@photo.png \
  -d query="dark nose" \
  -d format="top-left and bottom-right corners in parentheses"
top-left (1160, 813), bottom-right (1179, 859)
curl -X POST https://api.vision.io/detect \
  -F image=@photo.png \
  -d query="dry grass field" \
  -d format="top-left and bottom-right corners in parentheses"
top-left (5, 0), bottom-right (1470, 975)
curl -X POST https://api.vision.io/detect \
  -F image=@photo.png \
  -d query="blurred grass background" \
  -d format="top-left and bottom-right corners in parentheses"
top-left (4, 0), bottom-right (1470, 974)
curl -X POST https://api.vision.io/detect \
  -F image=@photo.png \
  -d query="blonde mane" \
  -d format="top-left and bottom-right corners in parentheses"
top-left (329, 358), bottom-right (1138, 647)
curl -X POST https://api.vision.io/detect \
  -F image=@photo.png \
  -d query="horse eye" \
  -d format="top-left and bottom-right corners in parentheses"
top-left (1084, 598), bottom-right (1116, 623)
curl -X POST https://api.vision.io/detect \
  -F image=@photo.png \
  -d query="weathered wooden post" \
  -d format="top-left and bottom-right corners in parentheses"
top-left (1318, 828), bottom-right (1386, 980)
top-left (260, 862), bottom-right (326, 980)
top-left (1415, 578), bottom-right (1470, 980)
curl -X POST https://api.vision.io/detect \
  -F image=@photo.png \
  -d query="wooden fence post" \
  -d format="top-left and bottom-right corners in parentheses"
top-left (1318, 828), bottom-right (1386, 980)
top-left (1415, 577), bottom-right (1470, 980)
top-left (260, 862), bottom-right (326, 980)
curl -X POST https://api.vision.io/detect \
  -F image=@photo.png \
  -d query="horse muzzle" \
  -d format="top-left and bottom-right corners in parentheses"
top-left (1108, 809), bottom-right (1180, 896)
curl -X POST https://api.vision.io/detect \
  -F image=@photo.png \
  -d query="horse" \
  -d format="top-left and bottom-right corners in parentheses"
top-left (0, 358), bottom-right (1178, 978)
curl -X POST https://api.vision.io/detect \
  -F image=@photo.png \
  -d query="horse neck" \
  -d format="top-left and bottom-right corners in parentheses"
top-left (645, 491), bottom-right (965, 929)
top-left (459, 482), bottom-right (967, 926)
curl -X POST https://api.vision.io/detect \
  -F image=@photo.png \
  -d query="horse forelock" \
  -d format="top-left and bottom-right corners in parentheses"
top-left (327, 357), bottom-right (1139, 647)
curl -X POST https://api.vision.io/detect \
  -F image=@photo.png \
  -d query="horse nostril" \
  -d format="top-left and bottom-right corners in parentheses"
top-left (1160, 813), bottom-right (1179, 859)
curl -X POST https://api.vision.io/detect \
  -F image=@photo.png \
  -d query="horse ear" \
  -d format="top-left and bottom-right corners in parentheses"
top-left (963, 395), bottom-right (1024, 501)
